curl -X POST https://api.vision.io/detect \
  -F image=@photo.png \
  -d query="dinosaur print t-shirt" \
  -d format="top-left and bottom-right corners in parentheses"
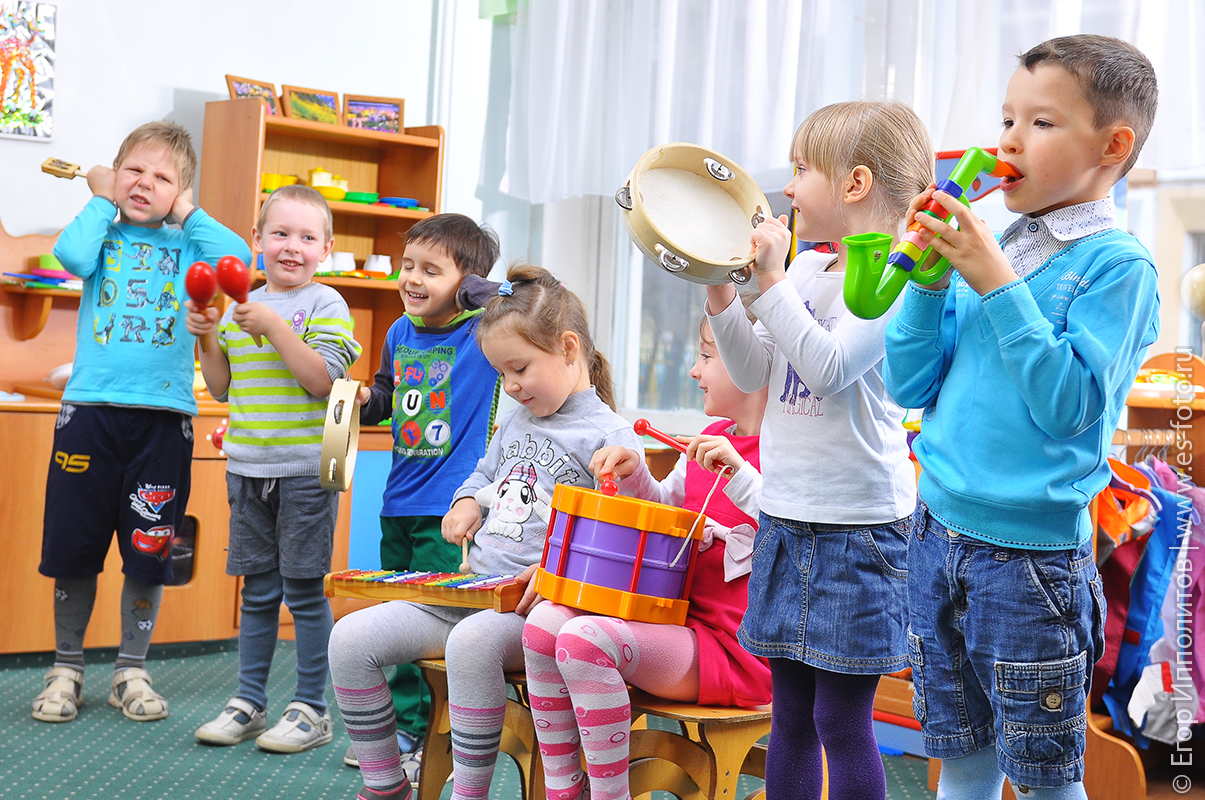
top-left (52, 197), bottom-right (250, 415)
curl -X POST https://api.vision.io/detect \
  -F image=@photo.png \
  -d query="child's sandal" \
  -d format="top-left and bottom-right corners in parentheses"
top-left (31, 666), bottom-right (84, 723)
top-left (108, 666), bottom-right (169, 721)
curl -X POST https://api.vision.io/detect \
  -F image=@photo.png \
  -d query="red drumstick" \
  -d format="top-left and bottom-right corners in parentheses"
top-left (633, 418), bottom-right (727, 470)
top-left (215, 255), bottom-right (262, 345)
top-left (599, 472), bottom-right (619, 497)
top-left (633, 418), bottom-right (687, 454)
top-left (185, 261), bottom-right (217, 352)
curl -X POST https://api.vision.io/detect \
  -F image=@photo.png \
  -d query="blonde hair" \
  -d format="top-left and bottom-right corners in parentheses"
top-left (114, 121), bottom-right (197, 191)
top-left (791, 101), bottom-right (934, 223)
top-left (257, 185), bottom-right (333, 242)
top-left (477, 264), bottom-right (616, 410)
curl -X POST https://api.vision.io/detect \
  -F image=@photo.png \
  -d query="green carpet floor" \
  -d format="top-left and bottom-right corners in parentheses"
top-left (0, 642), bottom-right (934, 799)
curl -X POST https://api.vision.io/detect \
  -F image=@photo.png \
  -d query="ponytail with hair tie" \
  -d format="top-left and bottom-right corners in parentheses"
top-left (477, 263), bottom-right (618, 411)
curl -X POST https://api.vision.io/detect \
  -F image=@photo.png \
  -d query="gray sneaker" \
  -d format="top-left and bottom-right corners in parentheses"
top-left (256, 701), bottom-right (333, 753)
top-left (195, 697), bottom-right (267, 745)
top-left (344, 743), bottom-right (360, 768)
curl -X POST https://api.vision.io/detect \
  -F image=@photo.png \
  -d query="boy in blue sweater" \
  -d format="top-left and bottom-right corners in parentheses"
top-left (885, 35), bottom-right (1159, 799)
top-left (34, 121), bottom-right (249, 724)
top-left (345, 213), bottom-right (501, 775)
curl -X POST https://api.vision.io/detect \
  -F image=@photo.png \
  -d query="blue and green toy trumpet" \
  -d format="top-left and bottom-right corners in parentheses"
top-left (841, 147), bottom-right (1020, 319)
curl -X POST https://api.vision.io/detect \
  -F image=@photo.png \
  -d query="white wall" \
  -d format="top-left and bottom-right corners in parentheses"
top-left (1, 1), bottom-right (493, 239)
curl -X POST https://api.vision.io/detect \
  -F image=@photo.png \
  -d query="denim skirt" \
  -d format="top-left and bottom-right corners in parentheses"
top-left (738, 512), bottom-right (910, 674)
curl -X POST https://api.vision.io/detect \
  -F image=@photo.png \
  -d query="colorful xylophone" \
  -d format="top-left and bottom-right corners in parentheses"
top-left (323, 569), bottom-right (522, 613)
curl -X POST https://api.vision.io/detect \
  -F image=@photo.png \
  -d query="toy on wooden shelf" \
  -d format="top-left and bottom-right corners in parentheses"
top-left (184, 261), bottom-right (217, 352)
top-left (40, 157), bottom-right (85, 179)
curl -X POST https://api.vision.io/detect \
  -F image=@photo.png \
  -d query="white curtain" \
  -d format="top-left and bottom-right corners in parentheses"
top-left (493, 0), bottom-right (1205, 205)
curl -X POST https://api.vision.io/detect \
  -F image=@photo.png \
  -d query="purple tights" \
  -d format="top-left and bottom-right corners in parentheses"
top-left (765, 658), bottom-right (885, 800)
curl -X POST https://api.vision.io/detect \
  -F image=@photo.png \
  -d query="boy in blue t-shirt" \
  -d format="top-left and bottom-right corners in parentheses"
top-left (884, 35), bottom-right (1159, 798)
top-left (33, 121), bottom-right (249, 724)
top-left (345, 213), bottom-right (501, 772)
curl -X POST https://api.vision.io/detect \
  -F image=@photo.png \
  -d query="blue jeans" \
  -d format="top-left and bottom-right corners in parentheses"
top-left (906, 503), bottom-right (1105, 788)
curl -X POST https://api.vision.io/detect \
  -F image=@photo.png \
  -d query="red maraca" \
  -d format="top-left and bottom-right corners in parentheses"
top-left (185, 261), bottom-right (217, 352)
top-left (215, 255), bottom-right (262, 346)
top-left (216, 254), bottom-right (250, 303)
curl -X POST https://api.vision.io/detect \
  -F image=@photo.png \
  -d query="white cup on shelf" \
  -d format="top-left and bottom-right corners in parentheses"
top-left (364, 254), bottom-right (393, 275)
top-left (331, 251), bottom-right (356, 272)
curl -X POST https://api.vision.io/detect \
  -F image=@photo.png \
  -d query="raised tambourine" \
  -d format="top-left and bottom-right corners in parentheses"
top-left (616, 143), bottom-right (770, 286)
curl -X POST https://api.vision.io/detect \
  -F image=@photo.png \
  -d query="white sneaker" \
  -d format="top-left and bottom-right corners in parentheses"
top-left (401, 748), bottom-right (423, 785)
top-left (195, 697), bottom-right (267, 745)
top-left (256, 701), bottom-right (333, 753)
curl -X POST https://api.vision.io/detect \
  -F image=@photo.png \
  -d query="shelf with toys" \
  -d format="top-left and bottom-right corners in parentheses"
top-left (200, 97), bottom-right (442, 269)
top-left (199, 96), bottom-right (441, 382)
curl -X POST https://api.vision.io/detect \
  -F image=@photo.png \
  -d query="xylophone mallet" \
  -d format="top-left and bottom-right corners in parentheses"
top-left (460, 538), bottom-right (472, 574)
top-left (633, 418), bottom-right (687, 454)
top-left (185, 261), bottom-right (217, 353)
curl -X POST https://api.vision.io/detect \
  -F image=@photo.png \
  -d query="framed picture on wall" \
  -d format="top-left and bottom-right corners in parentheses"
top-left (343, 95), bottom-right (404, 134)
top-left (280, 85), bottom-right (341, 125)
top-left (225, 75), bottom-right (281, 115)
top-left (0, 2), bottom-right (57, 142)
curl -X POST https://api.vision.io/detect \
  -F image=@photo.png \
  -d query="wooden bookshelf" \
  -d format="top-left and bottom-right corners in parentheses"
top-left (199, 98), bottom-right (444, 378)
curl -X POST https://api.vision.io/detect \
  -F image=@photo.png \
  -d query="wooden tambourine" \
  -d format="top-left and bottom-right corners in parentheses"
top-left (319, 378), bottom-right (361, 491)
top-left (616, 143), bottom-right (770, 285)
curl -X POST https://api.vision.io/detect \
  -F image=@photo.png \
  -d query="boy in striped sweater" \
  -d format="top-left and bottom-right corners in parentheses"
top-left (186, 184), bottom-right (362, 752)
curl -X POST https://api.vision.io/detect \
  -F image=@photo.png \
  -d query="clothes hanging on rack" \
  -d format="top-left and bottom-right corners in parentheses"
top-left (1143, 463), bottom-right (1205, 727)
top-left (1093, 455), bottom-right (1204, 747)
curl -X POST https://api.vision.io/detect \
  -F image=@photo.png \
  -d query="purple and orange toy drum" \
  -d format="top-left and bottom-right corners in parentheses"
top-left (533, 484), bottom-right (705, 626)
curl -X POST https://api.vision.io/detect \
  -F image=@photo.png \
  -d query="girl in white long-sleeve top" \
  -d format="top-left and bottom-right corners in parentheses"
top-left (703, 100), bottom-right (931, 800)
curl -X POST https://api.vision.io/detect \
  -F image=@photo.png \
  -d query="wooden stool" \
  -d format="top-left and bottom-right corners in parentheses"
top-left (416, 658), bottom-right (543, 800)
top-left (628, 689), bottom-right (772, 800)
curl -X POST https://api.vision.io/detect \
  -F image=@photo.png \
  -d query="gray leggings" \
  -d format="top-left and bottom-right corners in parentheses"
top-left (328, 600), bottom-right (526, 714)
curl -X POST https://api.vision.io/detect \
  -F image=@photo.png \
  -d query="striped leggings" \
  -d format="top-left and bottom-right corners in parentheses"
top-left (521, 602), bottom-right (700, 800)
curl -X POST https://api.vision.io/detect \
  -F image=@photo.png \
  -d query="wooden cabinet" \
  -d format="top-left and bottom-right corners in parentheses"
top-left (0, 403), bottom-right (239, 653)
top-left (199, 98), bottom-right (443, 260)
top-left (1124, 352), bottom-right (1205, 481)
top-left (199, 98), bottom-right (444, 382)
top-left (0, 401), bottom-right (396, 652)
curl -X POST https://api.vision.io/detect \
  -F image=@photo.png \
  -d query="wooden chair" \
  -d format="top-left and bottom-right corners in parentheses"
top-left (627, 690), bottom-right (771, 800)
top-left (416, 658), bottom-right (543, 800)
top-left (416, 659), bottom-right (772, 800)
